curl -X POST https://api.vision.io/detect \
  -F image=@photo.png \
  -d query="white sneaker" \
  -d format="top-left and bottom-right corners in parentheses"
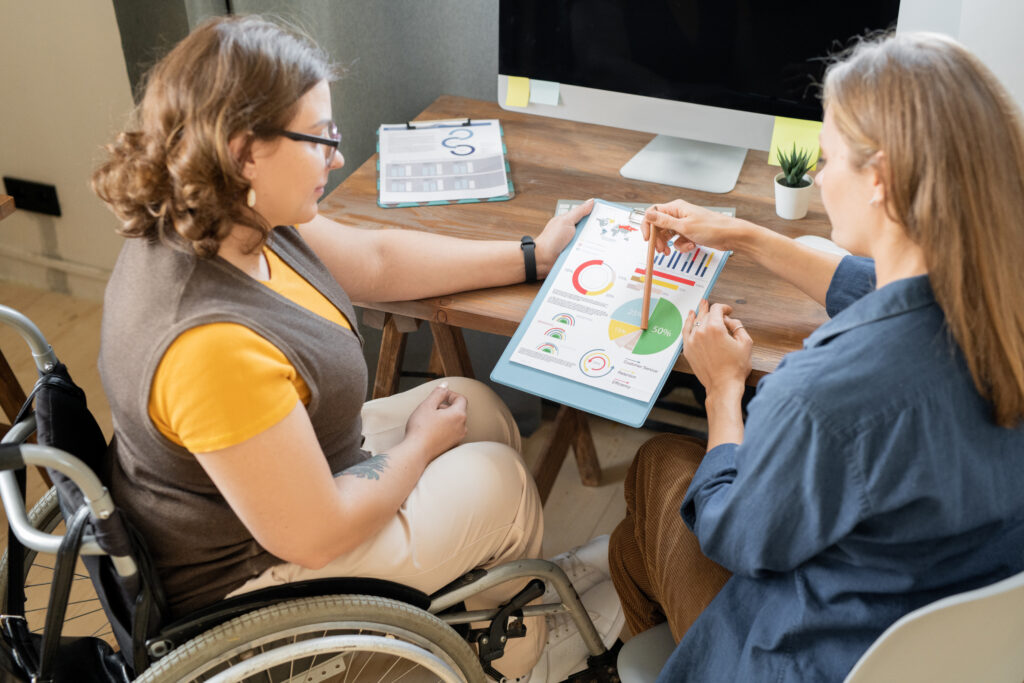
top-left (542, 534), bottom-right (611, 605)
top-left (503, 578), bottom-right (625, 683)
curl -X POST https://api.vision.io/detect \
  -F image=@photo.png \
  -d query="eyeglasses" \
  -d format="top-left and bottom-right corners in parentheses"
top-left (272, 121), bottom-right (341, 166)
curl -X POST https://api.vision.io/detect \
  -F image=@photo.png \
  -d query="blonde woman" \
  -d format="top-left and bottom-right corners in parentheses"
top-left (609, 32), bottom-right (1024, 681)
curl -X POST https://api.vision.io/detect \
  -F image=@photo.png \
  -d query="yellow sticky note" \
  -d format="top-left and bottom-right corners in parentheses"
top-left (505, 76), bottom-right (530, 107)
top-left (768, 117), bottom-right (822, 169)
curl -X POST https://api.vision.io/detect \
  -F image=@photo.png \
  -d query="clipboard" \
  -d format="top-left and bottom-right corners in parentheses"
top-left (491, 199), bottom-right (731, 428)
top-left (376, 118), bottom-right (515, 208)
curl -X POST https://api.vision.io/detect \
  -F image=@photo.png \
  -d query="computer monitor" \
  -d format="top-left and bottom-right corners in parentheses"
top-left (498, 1), bottom-right (906, 193)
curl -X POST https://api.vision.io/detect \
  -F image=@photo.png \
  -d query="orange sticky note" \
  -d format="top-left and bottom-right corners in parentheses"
top-left (505, 76), bottom-right (530, 107)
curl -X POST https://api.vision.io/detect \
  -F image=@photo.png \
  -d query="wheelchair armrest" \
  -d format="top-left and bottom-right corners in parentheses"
top-left (0, 444), bottom-right (135, 577)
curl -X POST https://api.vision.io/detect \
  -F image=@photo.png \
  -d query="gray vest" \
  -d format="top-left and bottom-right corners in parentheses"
top-left (99, 227), bottom-right (368, 617)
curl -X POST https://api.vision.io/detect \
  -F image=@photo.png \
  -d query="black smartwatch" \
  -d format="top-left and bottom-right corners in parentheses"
top-left (520, 236), bottom-right (537, 283)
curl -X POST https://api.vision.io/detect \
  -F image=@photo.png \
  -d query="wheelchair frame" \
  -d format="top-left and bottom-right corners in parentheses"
top-left (0, 303), bottom-right (619, 682)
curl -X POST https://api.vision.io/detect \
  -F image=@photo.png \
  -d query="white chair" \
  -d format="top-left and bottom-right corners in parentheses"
top-left (616, 622), bottom-right (674, 683)
top-left (844, 569), bottom-right (1024, 683)
top-left (617, 569), bottom-right (1024, 683)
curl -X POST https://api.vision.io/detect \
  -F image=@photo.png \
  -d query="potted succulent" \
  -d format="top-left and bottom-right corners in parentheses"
top-left (773, 144), bottom-right (815, 220)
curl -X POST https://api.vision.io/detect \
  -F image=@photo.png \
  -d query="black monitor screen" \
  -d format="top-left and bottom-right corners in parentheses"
top-left (499, 1), bottom-right (900, 121)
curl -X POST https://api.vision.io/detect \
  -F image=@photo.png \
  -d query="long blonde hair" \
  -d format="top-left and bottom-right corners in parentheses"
top-left (824, 32), bottom-right (1024, 427)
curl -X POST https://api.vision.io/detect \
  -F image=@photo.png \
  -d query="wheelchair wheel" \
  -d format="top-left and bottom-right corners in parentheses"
top-left (0, 486), bottom-right (114, 644)
top-left (135, 594), bottom-right (485, 683)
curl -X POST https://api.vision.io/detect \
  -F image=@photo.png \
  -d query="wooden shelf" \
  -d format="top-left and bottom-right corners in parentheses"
top-left (0, 195), bottom-right (14, 222)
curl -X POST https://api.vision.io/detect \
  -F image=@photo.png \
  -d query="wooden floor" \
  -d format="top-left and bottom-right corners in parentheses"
top-left (0, 279), bottom-right (708, 638)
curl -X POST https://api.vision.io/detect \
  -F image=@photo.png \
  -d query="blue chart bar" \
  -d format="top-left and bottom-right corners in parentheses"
top-left (685, 248), bottom-right (701, 273)
top-left (655, 247), bottom-right (716, 279)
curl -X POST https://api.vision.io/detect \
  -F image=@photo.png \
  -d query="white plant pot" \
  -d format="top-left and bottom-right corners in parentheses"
top-left (774, 173), bottom-right (813, 220)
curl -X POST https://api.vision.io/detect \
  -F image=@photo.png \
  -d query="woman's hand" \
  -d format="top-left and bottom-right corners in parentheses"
top-left (403, 383), bottom-right (468, 464)
top-left (683, 300), bottom-right (753, 399)
top-left (642, 199), bottom-right (752, 255)
top-left (535, 198), bottom-right (594, 276)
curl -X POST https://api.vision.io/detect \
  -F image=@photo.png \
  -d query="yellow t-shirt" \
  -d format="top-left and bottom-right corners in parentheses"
top-left (149, 247), bottom-right (351, 452)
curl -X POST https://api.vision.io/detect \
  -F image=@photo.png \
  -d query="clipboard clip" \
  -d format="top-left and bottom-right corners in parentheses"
top-left (405, 118), bottom-right (473, 130)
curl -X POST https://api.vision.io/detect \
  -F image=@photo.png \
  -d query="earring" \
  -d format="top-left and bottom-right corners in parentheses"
top-left (869, 195), bottom-right (881, 207)
top-left (246, 187), bottom-right (256, 208)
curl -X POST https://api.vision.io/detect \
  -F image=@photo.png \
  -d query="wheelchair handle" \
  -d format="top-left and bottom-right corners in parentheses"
top-left (0, 304), bottom-right (58, 373)
top-left (0, 442), bottom-right (137, 577)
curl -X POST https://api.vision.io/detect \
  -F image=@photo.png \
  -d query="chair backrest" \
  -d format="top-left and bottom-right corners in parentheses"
top-left (843, 570), bottom-right (1024, 683)
top-left (616, 621), bottom-right (674, 683)
top-left (1, 304), bottom-right (168, 678)
top-left (24, 362), bottom-right (169, 674)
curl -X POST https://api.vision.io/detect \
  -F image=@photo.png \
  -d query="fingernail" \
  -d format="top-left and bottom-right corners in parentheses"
top-left (440, 382), bottom-right (449, 389)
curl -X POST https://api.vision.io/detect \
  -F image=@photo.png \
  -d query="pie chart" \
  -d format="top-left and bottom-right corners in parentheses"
top-left (607, 297), bottom-right (683, 355)
top-left (572, 260), bottom-right (616, 296)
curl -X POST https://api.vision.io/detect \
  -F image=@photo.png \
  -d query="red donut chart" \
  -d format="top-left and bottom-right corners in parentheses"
top-left (572, 260), bottom-right (616, 296)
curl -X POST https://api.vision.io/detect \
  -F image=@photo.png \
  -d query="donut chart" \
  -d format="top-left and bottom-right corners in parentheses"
top-left (572, 260), bottom-right (615, 296)
top-left (578, 349), bottom-right (614, 377)
top-left (607, 298), bottom-right (683, 355)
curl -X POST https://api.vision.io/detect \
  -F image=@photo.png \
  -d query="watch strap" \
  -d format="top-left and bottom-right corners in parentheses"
top-left (520, 236), bottom-right (537, 283)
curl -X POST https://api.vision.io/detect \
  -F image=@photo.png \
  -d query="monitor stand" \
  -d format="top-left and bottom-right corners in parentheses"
top-left (620, 135), bottom-right (748, 194)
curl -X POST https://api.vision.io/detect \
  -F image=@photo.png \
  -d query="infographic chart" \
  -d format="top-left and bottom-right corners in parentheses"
top-left (608, 298), bottom-right (683, 355)
top-left (510, 202), bottom-right (729, 403)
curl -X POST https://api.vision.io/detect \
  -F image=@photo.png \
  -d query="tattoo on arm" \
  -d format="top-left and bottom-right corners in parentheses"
top-left (341, 454), bottom-right (390, 480)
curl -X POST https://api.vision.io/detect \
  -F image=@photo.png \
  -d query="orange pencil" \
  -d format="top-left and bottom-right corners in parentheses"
top-left (640, 227), bottom-right (657, 330)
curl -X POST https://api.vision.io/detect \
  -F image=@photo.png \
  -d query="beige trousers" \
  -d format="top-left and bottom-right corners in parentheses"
top-left (228, 377), bottom-right (546, 677)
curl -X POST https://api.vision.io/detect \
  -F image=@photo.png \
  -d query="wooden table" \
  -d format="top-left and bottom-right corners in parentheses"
top-left (319, 96), bottom-right (831, 500)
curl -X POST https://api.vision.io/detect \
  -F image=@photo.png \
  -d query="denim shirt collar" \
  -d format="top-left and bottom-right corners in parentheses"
top-left (805, 274), bottom-right (936, 349)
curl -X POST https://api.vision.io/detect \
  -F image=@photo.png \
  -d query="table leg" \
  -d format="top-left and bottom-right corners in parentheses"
top-left (428, 322), bottom-right (475, 379)
top-left (570, 409), bottom-right (601, 487)
top-left (0, 350), bottom-right (28, 432)
top-left (532, 405), bottom-right (602, 504)
top-left (427, 343), bottom-right (444, 378)
top-left (371, 314), bottom-right (409, 400)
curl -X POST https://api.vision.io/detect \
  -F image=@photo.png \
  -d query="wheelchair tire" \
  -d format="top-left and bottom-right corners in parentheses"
top-left (134, 593), bottom-right (486, 683)
top-left (0, 486), bottom-right (114, 643)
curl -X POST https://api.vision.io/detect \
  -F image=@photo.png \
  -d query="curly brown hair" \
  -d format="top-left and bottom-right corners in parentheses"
top-left (93, 15), bottom-right (334, 257)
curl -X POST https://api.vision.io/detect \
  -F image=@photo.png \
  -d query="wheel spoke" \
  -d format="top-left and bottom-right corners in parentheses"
top-left (342, 650), bottom-right (353, 683)
top-left (353, 651), bottom-right (375, 680)
top-left (62, 605), bottom-right (108, 622)
top-left (289, 633), bottom-right (296, 681)
top-left (90, 622), bottom-right (113, 638)
top-left (376, 655), bottom-right (408, 683)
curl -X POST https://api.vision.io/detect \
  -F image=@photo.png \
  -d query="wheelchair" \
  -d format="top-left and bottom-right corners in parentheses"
top-left (0, 304), bottom-right (621, 683)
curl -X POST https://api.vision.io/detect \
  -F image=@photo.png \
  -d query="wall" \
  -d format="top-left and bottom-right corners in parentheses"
top-left (900, 0), bottom-right (1024, 109)
top-left (0, 0), bottom-right (134, 300)
top-left (955, 0), bottom-right (1024, 109)
top-left (230, 0), bottom-right (498, 194)
top-left (0, 0), bottom-right (498, 298)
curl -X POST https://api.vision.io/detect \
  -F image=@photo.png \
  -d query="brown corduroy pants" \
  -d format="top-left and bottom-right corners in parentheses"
top-left (609, 434), bottom-right (732, 642)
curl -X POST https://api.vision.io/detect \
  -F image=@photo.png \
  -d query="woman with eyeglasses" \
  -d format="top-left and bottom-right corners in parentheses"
top-left (92, 15), bottom-right (613, 681)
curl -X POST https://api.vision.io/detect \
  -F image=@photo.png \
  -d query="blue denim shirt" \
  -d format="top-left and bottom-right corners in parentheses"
top-left (660, 256), bottom-right (1024, 682)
